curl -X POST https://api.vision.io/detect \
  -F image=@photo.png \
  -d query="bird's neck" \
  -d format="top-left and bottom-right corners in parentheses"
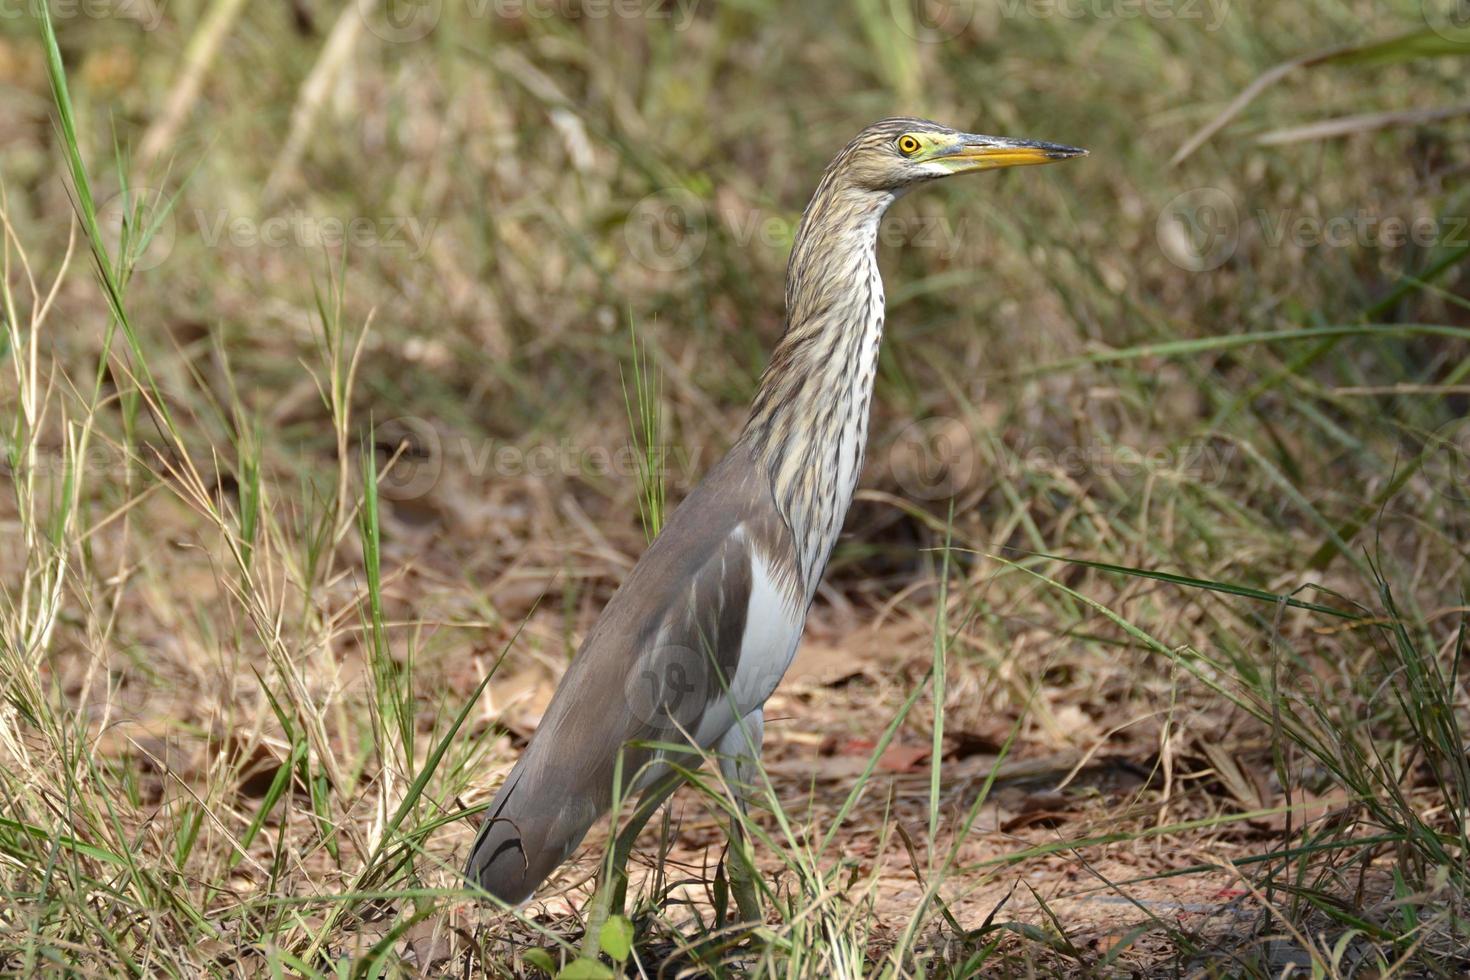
top-left (740, 183), bottom-right (896, 593)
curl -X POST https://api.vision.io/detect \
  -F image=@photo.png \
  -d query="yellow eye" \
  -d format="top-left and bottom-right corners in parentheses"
top-left (897, 134), bottom-right (922, 156)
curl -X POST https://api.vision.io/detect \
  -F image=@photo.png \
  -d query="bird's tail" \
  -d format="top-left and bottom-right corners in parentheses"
top-left (463, 754), bottom-right (606, 904)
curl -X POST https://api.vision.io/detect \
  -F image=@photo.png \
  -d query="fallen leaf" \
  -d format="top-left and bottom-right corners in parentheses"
top-left (878, 744), bottom-right (931, 774)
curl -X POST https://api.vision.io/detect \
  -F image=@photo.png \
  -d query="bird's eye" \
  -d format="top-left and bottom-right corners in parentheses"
top-left (896, 135), bottom-right (922, 156)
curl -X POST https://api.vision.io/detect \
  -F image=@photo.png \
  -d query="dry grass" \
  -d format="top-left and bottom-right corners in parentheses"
top-left (2, 1), bottom-right (1470, 976)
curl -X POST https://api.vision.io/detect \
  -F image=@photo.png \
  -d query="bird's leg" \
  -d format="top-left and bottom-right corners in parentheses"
top-left (716, 708), bottom-right (765, 925)
top-left (581, 768), bottom-right (685, 958)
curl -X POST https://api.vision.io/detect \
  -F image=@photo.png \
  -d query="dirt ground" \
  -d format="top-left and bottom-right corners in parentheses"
top-left (453, 617), bottom-right (1367, 975)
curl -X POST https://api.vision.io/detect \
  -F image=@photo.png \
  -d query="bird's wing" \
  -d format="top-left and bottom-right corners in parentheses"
top-left (466, 445), bottom-right (802, 901)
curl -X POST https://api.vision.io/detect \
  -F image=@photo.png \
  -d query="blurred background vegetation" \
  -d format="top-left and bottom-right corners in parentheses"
top-left (2, 0), bottom-right (1469, 975)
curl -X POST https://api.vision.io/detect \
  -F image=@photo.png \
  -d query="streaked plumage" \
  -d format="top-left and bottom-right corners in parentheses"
top-left (466, 118), bottom-right (1086, 906)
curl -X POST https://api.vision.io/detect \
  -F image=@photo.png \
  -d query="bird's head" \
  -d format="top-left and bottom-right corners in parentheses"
top-left (832, 116), bottom-right (1087, 195)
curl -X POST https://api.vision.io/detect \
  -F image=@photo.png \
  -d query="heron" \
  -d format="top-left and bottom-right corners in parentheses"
top-left (465, 117), bottom-right (1086, 930)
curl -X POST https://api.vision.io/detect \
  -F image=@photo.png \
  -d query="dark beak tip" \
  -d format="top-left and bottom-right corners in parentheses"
top-left (1050, 146), bottom-right (1089, 160)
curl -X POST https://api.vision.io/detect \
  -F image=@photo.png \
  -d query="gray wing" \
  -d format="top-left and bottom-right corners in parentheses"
top-left (465, 446), bottom-right (794, 903)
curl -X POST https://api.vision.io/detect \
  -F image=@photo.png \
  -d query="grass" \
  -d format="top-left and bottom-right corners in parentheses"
top-left (2, 0), bottom-right (1470, 975)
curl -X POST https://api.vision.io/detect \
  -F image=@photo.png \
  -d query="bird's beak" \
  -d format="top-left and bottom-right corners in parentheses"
top-left (935, 134), bottom-right (1088, 173)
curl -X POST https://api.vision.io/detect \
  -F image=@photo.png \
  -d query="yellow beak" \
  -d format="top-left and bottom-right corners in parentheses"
top-left (937, 135), bottom-right (1089, 172)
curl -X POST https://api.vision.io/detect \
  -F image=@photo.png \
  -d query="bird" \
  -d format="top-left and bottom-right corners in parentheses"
top-left (465, 117), bottom-right (1086, 922)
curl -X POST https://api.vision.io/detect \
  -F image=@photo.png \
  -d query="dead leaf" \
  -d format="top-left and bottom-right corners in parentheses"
top-left (878, 744), bottom-right (931, 774)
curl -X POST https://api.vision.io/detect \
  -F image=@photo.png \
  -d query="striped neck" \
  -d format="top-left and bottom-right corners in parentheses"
top-left (740, 182), bottom-right (896, 594)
